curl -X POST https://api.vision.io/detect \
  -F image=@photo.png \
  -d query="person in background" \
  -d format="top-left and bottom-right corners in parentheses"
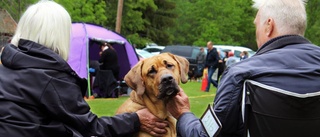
top-left (99, 42), bottom-right (120, 79)
top-left (205, 41), bottom-right (220, 92)
top-left (196, 47), bottom-right (206, 82)
top-left (239, 50), bottom-right (249, 60)
top-left (221, 51), bottom-right (231, 69)
top-left (225, 51), bottom-right (237, 67)
top-left (0, 1), bottom-right (168, 136)
top-left (89, 60), bottom-right (100, 76)
top-left (217, 51), bottom-right (225, 82)
top-left (167, 0), bottom-right (320, 136)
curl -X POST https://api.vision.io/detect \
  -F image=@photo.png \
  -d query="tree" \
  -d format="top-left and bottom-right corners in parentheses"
top-left (117, 0), bottom-right (157, 48)
top-left (170, 0), bottom-right (256, 48)
top-left (305, 0), bottom-right (320, 46)
top-left (102, 0), bottom-right (177, 48)
top-left (55, 0), bottom-right (108, 27)
top-left (167, 0), bottom-right (194, 45)
top-left (0, 0), bottom-right (37, 22)
top-left (142, 0), bottom-right (177, 45)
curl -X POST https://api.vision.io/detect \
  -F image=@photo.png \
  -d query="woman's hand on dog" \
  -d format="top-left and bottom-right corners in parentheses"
top-left (136, 108), bottom-right (168, 137)
top-left (167, 88), bottom-right (191, 119)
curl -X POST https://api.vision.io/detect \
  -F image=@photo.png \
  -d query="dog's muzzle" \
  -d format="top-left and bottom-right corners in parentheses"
top-left (158, 74), bottom-right (179, 100)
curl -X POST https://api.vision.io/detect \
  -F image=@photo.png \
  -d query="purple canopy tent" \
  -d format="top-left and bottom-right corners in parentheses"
top-left (68, 23), bottom-right (139, 96)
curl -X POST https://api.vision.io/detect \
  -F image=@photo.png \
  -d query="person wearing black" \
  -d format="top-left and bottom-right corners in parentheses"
top-left (167, 0), bottom-right (320, 137)
top-left (195, 47), bottom-right (206, 81)
top-left (0, 1), bottom-right (168, 136)
top-left (217, 51), bottom-right (225, 83)
top-left (99, 42), bottom-right (120, 79)
top-left (205, 41), bottom-right (220, 92)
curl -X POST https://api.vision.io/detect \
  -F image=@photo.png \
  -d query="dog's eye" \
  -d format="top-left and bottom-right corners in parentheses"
top-left (148, 66), bottom-right (157, 75)
top-left (149, 69), bottom-right (157, 74)
top-left (166, 64), bottom-right (174, 69)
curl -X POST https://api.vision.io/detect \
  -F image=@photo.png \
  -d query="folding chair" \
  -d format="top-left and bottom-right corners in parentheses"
top-left (241, 80), bottom-right (320, 137)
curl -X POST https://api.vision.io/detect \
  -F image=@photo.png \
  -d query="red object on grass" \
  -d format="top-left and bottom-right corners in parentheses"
top-left (201, 69), bottom-right (208, 91)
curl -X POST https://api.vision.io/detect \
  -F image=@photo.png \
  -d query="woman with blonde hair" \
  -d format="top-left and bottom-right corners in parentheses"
top-left (0, 1), bottom-right (167, 136)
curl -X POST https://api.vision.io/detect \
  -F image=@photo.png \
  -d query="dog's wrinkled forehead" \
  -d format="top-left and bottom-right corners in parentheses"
top-left (141, 54), bottom-right (178, 75)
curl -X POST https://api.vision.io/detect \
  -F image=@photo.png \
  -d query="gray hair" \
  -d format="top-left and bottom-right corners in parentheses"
top-left (252, 0), bottom-right (307, 36)
top-left (11, 0), bottom-right (71, 60)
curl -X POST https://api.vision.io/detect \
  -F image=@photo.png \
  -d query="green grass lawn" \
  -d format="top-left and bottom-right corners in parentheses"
top-left (86, 81), bottom-right (216, 118)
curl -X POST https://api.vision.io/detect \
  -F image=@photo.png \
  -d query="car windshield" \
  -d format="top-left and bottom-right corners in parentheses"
top-left (248, 51), bottom-right (256, 57)
top-left (234, 50), bottom-right (242, 57)
top-left (162, 46), bottom-right (193, 57)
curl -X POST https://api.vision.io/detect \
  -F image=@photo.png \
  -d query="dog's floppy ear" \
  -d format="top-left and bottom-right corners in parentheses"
top-left (169, 53), bottom-right (189, 83)
top-left (124, 60), bottom-right (145, 96)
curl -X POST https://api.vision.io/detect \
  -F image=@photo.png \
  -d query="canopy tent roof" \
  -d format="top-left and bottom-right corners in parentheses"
top-left (68, 23), bottom-right (139, 80)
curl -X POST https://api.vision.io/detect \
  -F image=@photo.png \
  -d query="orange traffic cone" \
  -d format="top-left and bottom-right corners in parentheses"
top-left (201, 68), bottom-right (208, 91)
top-left (88, 95), bottom-right (95, 99)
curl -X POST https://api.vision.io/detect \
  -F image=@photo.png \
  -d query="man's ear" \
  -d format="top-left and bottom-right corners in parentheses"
top-left (168, 53), bottom-right (189, 83)
top-left (124, 60), bottom-right (145, 96)
top-left (266, 18), bottom-right (274, 37)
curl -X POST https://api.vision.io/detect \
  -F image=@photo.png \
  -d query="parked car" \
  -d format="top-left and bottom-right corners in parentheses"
top-left (143, 46), bottom-right (165, 55)
top-left (160, 45), bottom-right (202, 79)
top-left (136, 49), bottom-right (153, 60)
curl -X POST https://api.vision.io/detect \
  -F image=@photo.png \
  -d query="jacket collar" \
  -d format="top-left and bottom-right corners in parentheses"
top-left (255, 35), bottom-right (311, 55)
top-left (2, 39), bottom-right (76, 74)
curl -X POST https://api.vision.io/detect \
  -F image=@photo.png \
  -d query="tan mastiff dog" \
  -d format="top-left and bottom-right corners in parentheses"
top-left (116, 52), bottom-right (189, 137)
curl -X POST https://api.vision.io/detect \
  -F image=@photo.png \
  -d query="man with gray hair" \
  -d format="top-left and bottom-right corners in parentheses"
top-left (0, 0), bottom-right (168, 137)
top-left (167, 0), bottom-right (320, 136)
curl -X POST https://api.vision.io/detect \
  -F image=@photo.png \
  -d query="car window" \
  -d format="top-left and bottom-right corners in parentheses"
top-left (174, 48), bottom-right (192, 57)
top-left (191, 48), bottom-right (200, 59)
top-left (234, 50), bottom-right (242, 57)
top-left (162, 46), bottom-right (193, 57)
top-left (248, 51), bottom-right (256, 57)
top-left (137, 50), bottom-right (153, 58)
top-left (149, 48), bottom-right (156, 52)
top-left (216, 48), bottom-right (226, 59)
top-left (145, 48), bottom-right (156, 52)
top-left (144, 49), bottom-right (152, 52)
top-left (156, 48), bottom-right (164, 52)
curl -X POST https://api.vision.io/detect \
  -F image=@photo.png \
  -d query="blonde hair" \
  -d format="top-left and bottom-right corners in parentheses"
top-left (252, 0), bottom-right (307, 36)
top-left (11, 0), bottom-right (71, 60)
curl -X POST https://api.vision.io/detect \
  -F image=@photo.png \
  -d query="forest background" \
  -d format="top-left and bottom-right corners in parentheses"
top-left (1, 0), bottom-right (320, 50)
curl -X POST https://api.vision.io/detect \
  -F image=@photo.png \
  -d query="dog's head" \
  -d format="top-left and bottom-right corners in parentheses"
top-left (125, 53), bottom-right (189, 102)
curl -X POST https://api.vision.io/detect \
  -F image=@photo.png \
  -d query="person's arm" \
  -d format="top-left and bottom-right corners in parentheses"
top-left (167, 88), bottom-right (208, 137)
top-left (213, 67), bottom-right (244, 137)
top-left (202, 54), bottom-right (206, 62)
top-left (213, 50), bottom-right (220, 67)
top-left (98, 50), bottom-right (106, 63)
top-left (136, 108), bottom-right (168, 137)
top-left (176, 112), bottom-right (208, 137)
top-left (205, 53), bottom-right (209, 68)
top-left (40, 78), bottom-right (167, 137)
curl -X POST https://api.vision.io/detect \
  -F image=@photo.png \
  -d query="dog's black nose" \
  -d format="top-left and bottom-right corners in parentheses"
top-left (160, 74), bottom-right (174, 84)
